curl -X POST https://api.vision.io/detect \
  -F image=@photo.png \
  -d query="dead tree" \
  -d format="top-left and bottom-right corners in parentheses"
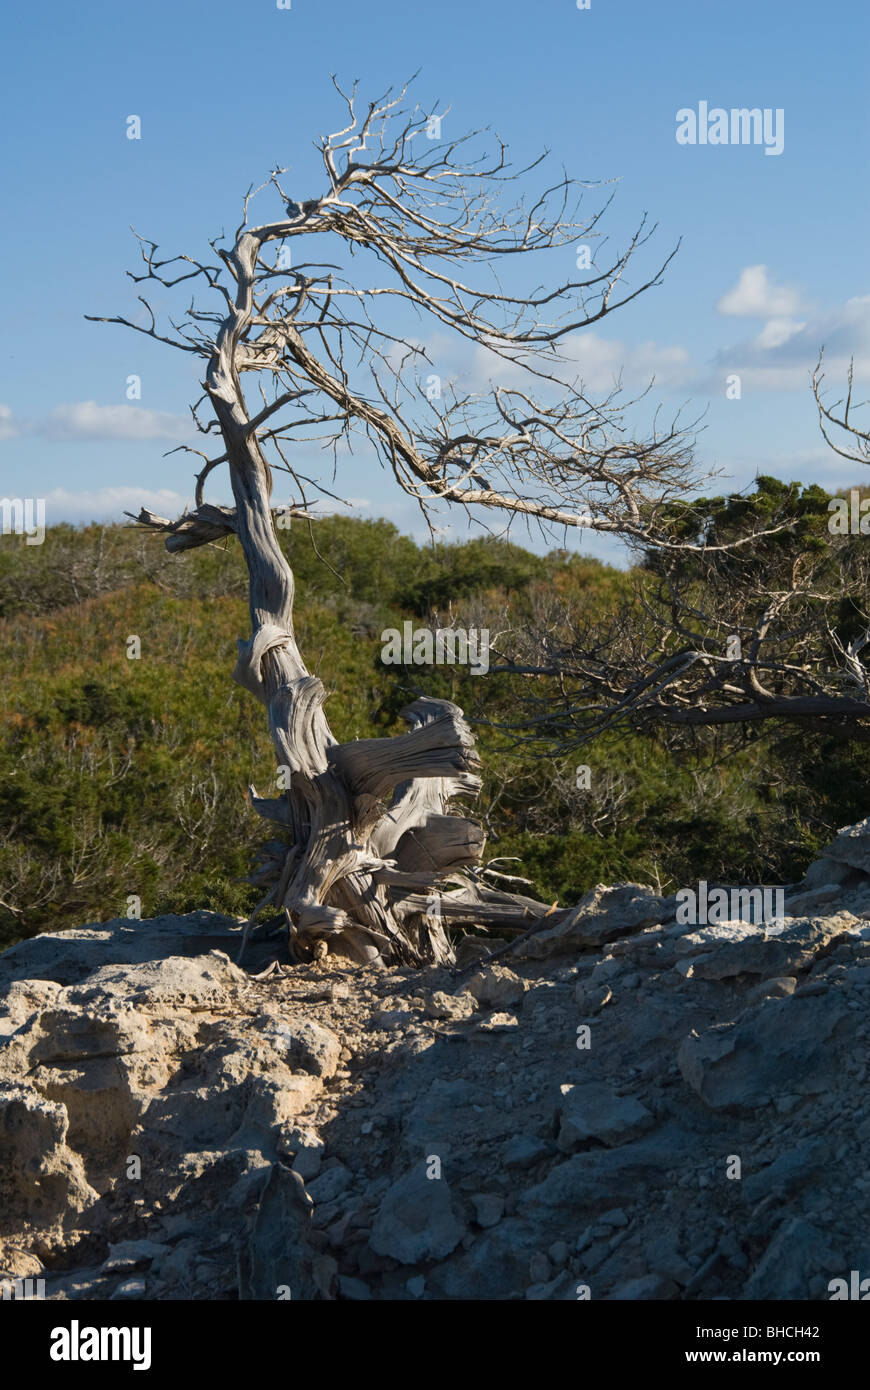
top-left (495, 352), bottom-right (870, 753)
top-left (89, 80), bottom-right (732, 966)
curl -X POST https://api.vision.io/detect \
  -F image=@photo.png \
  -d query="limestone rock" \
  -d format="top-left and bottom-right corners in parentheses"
top-left (264, 1017), bottom-right (341, 1078)
top-left (678, 992), bottom-right (850, 1110)
top-left (471, 1193), bottom-right (505, 1228)
top-left (370, 1165), bottom-right (467, 1264)
top-left (574, 981), bottom-right (613, 1012)
top-left (463, 964), bottom-right (527, 1009)
top-left (745, 1218), bottom-right (841, 1300)
top-left (2, 886), bottom-right (869, 1302)
top-left (306, 1164), bottom-right (353, 1207)
top-left (475, 1010), bottom-right (518, 1032)
top-left (503, 1135), bottom-right (553, 1170)
top-left (557, 1083), bottom-right (655, 1151)
top-left (809, 815), bottom-right (870, 878)
top-left (425, 990), bottom-right (477, 1021)
top-left (515, 884), bottom-right (676, 960)
top-left (0, 1083), bottom-right (97, 1228)
top-left (674, 916), bottom-right (853, 981)
top-left (238, 1163), bottom-right (316, 1300)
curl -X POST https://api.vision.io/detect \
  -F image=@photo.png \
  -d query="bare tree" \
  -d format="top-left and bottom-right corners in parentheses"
top-left (89, 80), bottom-right (731, 966)
top-left (497, 367), bottom-right (870, 754)
top-left (814, 351), bottom-right (870, 469)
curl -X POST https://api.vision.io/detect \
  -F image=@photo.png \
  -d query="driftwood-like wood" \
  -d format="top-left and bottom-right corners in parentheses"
top-left (91, 82), bottom-right (741, 964)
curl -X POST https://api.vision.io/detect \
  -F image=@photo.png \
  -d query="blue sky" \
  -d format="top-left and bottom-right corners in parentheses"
top-left (1, 0), bottom-right (868, 561)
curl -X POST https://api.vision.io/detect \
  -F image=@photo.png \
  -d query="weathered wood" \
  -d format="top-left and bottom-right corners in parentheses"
top-left (111, 91), bottom-right (668, 965)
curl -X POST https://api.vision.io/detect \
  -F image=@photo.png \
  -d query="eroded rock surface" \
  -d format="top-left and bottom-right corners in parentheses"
top-left (3, 825), bottom-right (870, 1301)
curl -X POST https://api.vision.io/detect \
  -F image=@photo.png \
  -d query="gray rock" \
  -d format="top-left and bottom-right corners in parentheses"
top-left (675, 916), bottom-right (848, 981)
top-left (425, 991), bottom-right (477, 1022)
top-left (283, 1127), bottom-right (325, 1180)
top-left (503, 1135), bottom-right (553, 1170)
top-left (403, 1078), bottom-right (491, 1171)
top-left (598, 1207), bottom-right (629, 1228)
top-left (609, 1273), bottom-right (678, 1299)
top-left (238, 1163), bottom-right (316, 1300)
top-left (471, 1193), bottom-right (505, 1228)
top-left (370, 1165), bottom-right (467, 1264)
top-left (425, 1219), bottom-right (539, 1300)
top-left (644, 1234), bottom-right (693, 1284)
top-left (678, 992), bottom-right (850, 1110)
top-left (515, 884), bottom-right (676, 960)
top-left (548, 1239), bottom-right (570, 1267)
top-left (0, 912), bottom-right (244, 990)
top-left (102, 1239), bottom-right (170, 1272)
top-left (0, 1084), bottom-right (96, 1221)
top-left (269, 1018), bottom-right (341, 1078)
top-left (742, 1141), bottom-right (826, 1204)
top-left (373, 1008), bottom-right (414, 1030)
top-left (110, 1277), bottom-right (146, 1299)
top-left (463, 964), bottom-right (527, 1009)
top-left (475, 1011), bottom-right (518, 1032)
top-left (557, 1083), bottom-right (655, 1151)
top-left (338, 1274), bottom-right (372, 1300)
top-left (306, 1164), bottom-right (353, 1207)
top-left (746, 976), bottom-right (796, 1002)
top-left (525, 1135), bottom-right (680, 1216)
top-left (809, 815), bottom-right (870, 878)
top-left (588, 957), bottom-right (622, 986)
top-left (785, 882), bottom-right (843, 915)
top-left (745, 1219), bottom-right (841, 1299)
top-left (574, 982), bottom-right (613, 1013)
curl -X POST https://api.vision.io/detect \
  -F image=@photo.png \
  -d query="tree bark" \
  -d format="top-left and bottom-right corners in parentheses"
top-left (193, 238), bottom-right (510, 964)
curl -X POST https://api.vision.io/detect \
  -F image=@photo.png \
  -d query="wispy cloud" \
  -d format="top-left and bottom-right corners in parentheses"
top-left (467, 335), bottom-right (693, 395)
top-left (0, 405), bottom-right (18, 441)
top-left (40, 402), bottom-right (192, 442)
top-left (0, 401), bottom-right (194, 444)
top-left (716, 265), bottom-right (804, 319)
top-left (42, 486), bottom-right (190, 522)
top-left (709, 290), bottom-right (870, 392)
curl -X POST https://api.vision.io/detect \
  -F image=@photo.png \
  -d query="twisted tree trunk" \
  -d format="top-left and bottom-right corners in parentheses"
top-left (228, 459), bottom-right (533, 964)
top-left (172, 238), bottom-right (532, 965)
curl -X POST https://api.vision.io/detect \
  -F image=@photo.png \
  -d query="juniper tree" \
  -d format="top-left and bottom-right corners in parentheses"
top-left (90, 80), bottom-right (727, 966)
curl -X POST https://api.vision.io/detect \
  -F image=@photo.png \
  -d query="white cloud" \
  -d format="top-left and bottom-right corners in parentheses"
top-left (41, 489), bottom-right (375, 527)
top-left (755, 317), bottom-right (806, 350)
top-left (40, 402), bottom-right (191, 442)
top-left (717, 265), bottom-right (803, 319)
top-left (559, 334), bottom-right (693, 391)
top-left (0, 404), bottom-right (19, 440)
top-left (469, 334), bottom-right (692, 394)
top-left (43, 486), bottom-right (190, 523)
top-left (708, 291), bottom-right (870, 393)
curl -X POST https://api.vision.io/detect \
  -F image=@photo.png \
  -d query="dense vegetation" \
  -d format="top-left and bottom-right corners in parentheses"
top-left (1, 505), bottom-right (866, 951)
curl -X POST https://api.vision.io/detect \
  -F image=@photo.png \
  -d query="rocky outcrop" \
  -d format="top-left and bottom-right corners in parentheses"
top-left (3, 821), bottom-right (870, 1300)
